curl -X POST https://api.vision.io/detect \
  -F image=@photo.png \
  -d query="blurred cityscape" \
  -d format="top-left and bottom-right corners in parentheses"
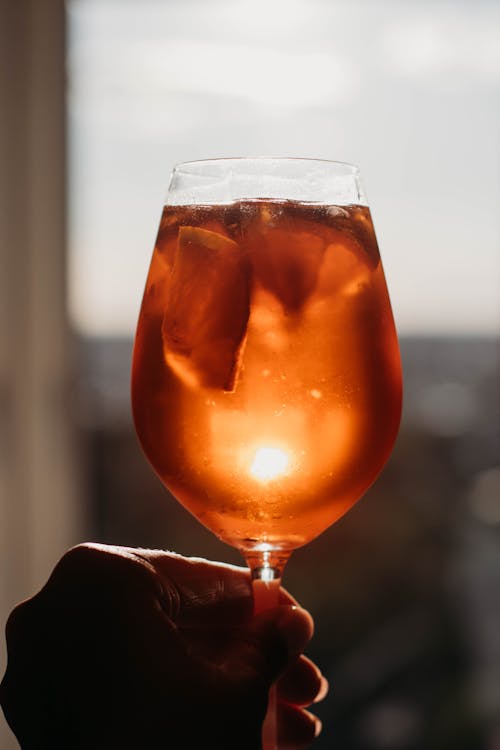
top-left (77, 333), bottom-right (500, 750)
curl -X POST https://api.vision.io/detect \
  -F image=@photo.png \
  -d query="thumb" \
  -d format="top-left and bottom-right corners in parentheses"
top-left (242, 606), bottom-right (314, 684)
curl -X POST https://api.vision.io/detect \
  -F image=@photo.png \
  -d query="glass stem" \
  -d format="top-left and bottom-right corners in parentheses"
top-left (245, 550), bottom-right (291, 750)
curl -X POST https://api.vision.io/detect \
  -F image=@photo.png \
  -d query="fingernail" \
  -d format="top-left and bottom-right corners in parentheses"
top-left (315, 675), bottom-right (329, 703)
top-left (278, 606), bottom-right (314, 654)
top-left (314, 717), bottom-right (323, 738)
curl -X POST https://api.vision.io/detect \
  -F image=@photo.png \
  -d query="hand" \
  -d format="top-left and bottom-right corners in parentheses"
top-left (1, 544), bottom-right (327, 749)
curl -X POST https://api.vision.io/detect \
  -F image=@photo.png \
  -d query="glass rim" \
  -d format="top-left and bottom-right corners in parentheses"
top-left (172, 156), bottom-right (360, 175)
top-left (167, 157), bottom-right (365, 205)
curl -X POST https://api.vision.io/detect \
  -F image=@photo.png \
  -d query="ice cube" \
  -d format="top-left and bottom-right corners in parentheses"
top-left (248, 220), bottom-right (325, 312)
top-left (162, 226), bottom-right (250, 391)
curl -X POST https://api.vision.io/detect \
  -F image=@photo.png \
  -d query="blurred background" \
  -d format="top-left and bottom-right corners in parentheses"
top-left (1, 0), bottom-right (499, 747)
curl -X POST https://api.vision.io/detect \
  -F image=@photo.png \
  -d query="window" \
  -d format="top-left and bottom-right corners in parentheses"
top-left (68, 3), bottom-right (500, 745)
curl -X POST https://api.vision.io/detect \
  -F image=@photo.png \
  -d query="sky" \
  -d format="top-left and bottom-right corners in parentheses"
top-left (67, 0), bottom-right (500, 336)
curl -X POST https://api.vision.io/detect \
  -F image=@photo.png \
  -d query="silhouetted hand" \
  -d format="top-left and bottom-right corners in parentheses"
top-left (1, 544), bottom-right (327, 749)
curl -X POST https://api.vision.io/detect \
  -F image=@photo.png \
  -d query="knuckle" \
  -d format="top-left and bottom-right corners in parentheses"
top-left (4, 598), bottom-right (38, 649)
top-left (54, 543), bottom-right (135, 587)
top-left (51, 543), bottom-right (104, 584)
top-left (5, 603), bottom-right (25, 639)
top-left (55, 544), bottom-right (162, 601)
top-left (59, 542), bottom-right (109, 569)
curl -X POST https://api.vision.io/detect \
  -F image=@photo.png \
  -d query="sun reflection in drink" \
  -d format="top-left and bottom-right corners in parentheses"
top-left (250, 447), bottom-right (290, 482)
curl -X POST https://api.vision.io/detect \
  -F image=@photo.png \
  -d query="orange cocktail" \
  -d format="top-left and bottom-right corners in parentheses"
top-left (132, 198), bottom-right (401, 554)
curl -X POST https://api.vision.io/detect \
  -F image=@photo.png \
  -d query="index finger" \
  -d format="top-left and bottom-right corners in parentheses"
top-left (132, 550), bottom-right (297, 625)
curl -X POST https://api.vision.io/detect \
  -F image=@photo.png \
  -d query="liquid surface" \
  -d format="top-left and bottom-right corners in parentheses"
top-left (132, 200), bottom-right (402, 552)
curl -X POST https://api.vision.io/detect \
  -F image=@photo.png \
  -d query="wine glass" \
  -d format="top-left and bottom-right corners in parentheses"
top-left (131, 157), bottom-right (402, 748)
